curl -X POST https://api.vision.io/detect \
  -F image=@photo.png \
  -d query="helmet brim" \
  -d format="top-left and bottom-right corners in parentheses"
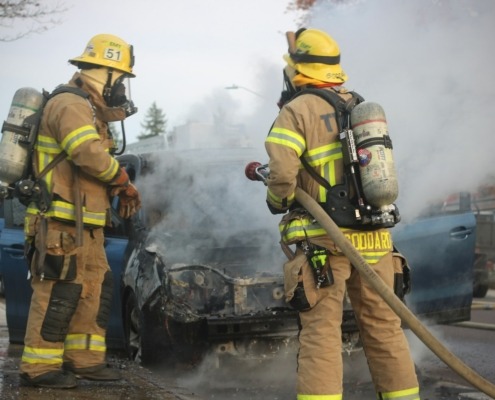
top-left (68, 57), bottom-right (136, 78)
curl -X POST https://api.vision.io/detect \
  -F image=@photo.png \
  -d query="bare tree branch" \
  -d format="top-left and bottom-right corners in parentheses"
top-left (0, 0), bottom-right (68, 41)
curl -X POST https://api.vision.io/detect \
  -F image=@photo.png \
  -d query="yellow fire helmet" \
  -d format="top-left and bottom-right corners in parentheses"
top-left (283, 28), bottom-right (347, 84)
top-left (69, 33), bottom-right (135, 77)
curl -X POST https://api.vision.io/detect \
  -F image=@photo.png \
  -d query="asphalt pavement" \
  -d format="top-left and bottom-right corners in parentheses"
top-left (0, 298), bottom-right (201, 400)
top-left (1, 295), bottom-right (495, 399)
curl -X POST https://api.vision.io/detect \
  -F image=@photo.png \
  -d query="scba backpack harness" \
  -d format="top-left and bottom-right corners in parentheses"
top-left (0, 86), bottom-right (89, 210)
top-left (292, 88), bottom-right (401, 230)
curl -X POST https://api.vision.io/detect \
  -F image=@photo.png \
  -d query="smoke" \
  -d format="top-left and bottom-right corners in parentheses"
top-left (138, 148), bottom-right (284, 273)
top-left (202, 0), bottom-right (495, 222)
top-left (302, 0), bottom-right (495, 220)
top-left (173, 352), bottom-right (298, 400)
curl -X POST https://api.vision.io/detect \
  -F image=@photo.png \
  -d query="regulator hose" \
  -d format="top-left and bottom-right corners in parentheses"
top-left (294, 187), bottom-right (495, 398)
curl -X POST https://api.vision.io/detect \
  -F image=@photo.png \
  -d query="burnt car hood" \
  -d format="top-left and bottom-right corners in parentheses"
top-left (140, 228), bottom-right (292, 322)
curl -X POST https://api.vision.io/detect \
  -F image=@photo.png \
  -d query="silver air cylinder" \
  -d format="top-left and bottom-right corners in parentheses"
top-left (0, 87), bottom-right (44, 198)
top-left (351, 101), bottom-right (399, 208)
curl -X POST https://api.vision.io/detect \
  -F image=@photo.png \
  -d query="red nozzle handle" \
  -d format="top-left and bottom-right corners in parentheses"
top-left (245, 161), bottom-right (262, 181)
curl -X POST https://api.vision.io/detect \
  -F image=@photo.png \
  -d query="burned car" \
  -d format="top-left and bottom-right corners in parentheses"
top-left (118, 149), bottom-right (299, 364)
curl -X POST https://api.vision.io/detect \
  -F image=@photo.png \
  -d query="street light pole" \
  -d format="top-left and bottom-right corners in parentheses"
top-left (225, 84), bottom-right (265, 99)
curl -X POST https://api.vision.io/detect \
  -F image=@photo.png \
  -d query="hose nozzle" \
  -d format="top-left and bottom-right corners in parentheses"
top-left (245, 161), bottom-right (270, 183)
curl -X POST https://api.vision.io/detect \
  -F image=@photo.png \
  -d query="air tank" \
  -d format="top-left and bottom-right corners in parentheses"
top-left (0, 87), bottom-right (44, 198)
top-left (350, 101), bottom-right (398, 208)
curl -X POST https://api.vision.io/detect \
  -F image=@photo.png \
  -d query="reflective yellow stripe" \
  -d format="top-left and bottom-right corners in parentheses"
top-left (266, 127), bottom-right (306, 156)
top-left (298, 394), bottom-right (342, 400)
top-left (378, 387), bottom-right (420, 400)
top-left (267, 188), bottom-right (295, 209)
top-left (304, 142), bottom-right (342, 167)
top-left (27, 200), bottom-right (107, 227)
top-left (37, 134), bottom-right (61, 154)
top-left (65, 334), bottom-right (106, 352)
top-left (95, 157), bottom-right (119, 182)
top-left (359, 251), bottom-right (389, 264)
top-left (61, 125), bottom-right (99, 156)
top-left (319, 160), bottom-right (338, 202)
top-left (301, 143), bottom-right (341, 203)
top-left (280, 218), bottom-right (327, 241)
top-left (280, 219), bottom-right (391, 264)
top-left (21, 346), bottom-right (64, 365)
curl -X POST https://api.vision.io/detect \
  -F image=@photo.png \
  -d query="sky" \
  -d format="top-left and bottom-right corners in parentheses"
top-left (0, 0), bottom-right (299, 142)
top-left (2, 0), bottom-right (495, 220)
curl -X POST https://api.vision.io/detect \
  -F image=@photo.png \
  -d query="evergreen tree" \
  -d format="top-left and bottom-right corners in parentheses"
top-left (138, 102), bottom-right (167, 140)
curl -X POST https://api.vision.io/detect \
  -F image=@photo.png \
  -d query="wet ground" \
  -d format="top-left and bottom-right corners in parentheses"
top-left (1, 294), bottom-right (495, 399)
top-left (0, 299), bottom-right (201, 400)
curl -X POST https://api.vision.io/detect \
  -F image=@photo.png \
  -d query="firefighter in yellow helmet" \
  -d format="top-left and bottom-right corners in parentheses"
top-left (19, 34), bottom-right (141, 388)
top-left (265, 28), bottom-right (420, 399)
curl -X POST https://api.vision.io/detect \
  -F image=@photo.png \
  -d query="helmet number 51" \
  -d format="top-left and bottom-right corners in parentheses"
top-left (104, 48), bottom-right (121, 61)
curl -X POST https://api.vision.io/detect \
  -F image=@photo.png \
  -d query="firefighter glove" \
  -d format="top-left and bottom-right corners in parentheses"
top-left (110, 167), bottom-right (130, 187)
top-left (117, 183), bottom-right (141, 219)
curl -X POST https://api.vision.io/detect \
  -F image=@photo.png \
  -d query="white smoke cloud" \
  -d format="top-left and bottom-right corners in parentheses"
top-left (135, 0), bottom-right (495, 269)
top-left (303, 0), bottom-right (495, 220)
top-left (138, 148), bottom-right (284, 273)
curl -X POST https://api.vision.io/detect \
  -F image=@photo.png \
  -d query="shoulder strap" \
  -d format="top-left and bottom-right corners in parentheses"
top-left (36, 86), bottom-right (90, 178)
top-left (49, 85), bottom-right (90, 101)
top-left (291, 87), bottom-right (364, 131)
top-left (300, 156), bottom-right (332, 191)
top-left (293, 87), bottom-right (364, 189)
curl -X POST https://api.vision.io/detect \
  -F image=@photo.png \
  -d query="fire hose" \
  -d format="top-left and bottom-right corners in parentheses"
top-left (245, 162), bottom-right (495, 398)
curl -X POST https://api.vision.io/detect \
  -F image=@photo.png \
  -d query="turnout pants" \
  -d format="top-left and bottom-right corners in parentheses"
top-left (297, 252), bottom-right (419, 399)
top-left (20, 220), bottom-right (113, 378)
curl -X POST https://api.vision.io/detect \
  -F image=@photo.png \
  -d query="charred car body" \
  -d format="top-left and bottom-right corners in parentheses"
top-left (119, 149), bottom-right (300, 364)
top-left (0, 147), bottom-right (475, 366)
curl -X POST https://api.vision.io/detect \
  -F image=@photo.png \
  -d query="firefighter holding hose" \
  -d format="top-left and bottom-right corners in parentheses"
top-left (263, 28), bottom-right (420, 399)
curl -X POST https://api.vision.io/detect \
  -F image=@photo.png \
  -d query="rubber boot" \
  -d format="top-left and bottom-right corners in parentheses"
top-left (64, 363), bottom-right (121, 381)
top-left (20, 370), bottom-right (77, 389)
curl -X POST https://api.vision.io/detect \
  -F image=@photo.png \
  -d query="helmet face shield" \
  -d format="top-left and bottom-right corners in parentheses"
top-left (107, 75), bottom-right (137, 117)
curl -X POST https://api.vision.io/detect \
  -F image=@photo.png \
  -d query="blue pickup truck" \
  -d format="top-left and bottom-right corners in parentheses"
top-left (0, 148), bottom-right (477, 362)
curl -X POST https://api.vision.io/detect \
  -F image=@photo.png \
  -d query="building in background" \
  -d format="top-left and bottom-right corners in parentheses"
top-left (125, 121), bottom-right (251, 154)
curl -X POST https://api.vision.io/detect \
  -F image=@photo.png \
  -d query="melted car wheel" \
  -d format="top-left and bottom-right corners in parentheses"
top-left (124, 292), bottom-right (142, 363)
top-left (124, 291), bottom-right (165, 365)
